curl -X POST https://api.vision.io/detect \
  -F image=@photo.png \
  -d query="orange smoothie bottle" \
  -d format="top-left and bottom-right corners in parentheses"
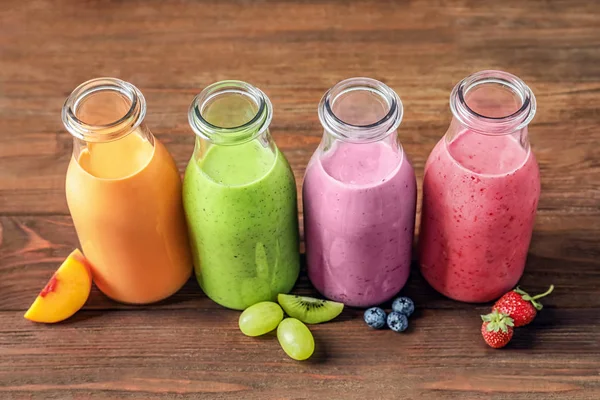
top-left (62, 78), bottom-right (192, 304)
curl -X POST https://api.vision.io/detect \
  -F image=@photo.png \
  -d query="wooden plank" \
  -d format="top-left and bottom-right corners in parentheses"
top-left (2, 121), bottom-right (600, 214)
top-left (1, 309), bottom-right (599, 399)
top-left (0, 215), bottom-right (597, 311)
top-left (0, 1), bottom-right (599, 214)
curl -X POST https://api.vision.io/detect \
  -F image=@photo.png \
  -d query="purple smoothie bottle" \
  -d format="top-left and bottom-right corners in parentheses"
top-left (303, 78), bottom-right (417, 307)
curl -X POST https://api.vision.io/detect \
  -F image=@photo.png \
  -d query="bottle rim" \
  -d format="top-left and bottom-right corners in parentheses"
top-left (62, 77), bottom-right (146, 143)
top-left (318, 77), bottom-right (403, 143)
top-left (188, 80), bottom-right (273, 146)
top-left (450, 70), bottom-right (536, 135)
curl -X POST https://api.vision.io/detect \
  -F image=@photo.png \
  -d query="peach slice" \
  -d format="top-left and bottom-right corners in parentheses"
top-left (24, 249), bottom-right (93, 323)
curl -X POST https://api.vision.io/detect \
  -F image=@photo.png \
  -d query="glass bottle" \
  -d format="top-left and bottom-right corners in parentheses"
top-left (183, 80), bottom-right (300, 310)
top-left (62, 78), bottom-right (192, 304)
top-left (419, 70), bottom-right (540, 303)
top-left (303, 77), bottom-right (417, 307)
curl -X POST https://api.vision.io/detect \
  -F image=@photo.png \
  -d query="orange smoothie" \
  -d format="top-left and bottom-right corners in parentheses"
top-left (66, 130), bottom-right (192, 304)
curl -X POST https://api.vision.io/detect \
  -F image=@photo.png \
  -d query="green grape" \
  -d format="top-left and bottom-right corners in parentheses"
top-left (277, 318), bottom-right (315, 361)
top-left (239, 301), bottom-right (283, 337)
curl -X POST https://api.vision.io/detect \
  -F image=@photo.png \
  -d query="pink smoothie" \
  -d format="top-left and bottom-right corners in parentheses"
top-left (419, 129), bottom-right (540, 302)
top-left (303, 141), bottom-right (416, 307)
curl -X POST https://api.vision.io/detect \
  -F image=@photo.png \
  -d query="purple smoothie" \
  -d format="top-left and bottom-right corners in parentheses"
top-left (303, 140), bottom-right (416, 307)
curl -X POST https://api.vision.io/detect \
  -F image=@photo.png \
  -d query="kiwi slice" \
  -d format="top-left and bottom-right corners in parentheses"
top-left (277, 294), bottom-right (344, 324)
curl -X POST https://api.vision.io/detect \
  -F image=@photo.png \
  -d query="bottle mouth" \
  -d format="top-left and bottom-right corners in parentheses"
top-left (450, 70), bottom-right (536, 135)
top-left (318, 77), bottom-right (403, 143)
top-left (188, 80), bottom-right (273, 146)
top-left (62, 77), bottom-right (146, 142)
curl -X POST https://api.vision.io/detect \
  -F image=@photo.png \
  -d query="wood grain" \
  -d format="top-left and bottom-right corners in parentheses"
top-left (2, 309), bottom-right (600, 399)
top-left (0, 215), bottom-right (596, 312)
top-left (1, 0), bottom-right (599, 399)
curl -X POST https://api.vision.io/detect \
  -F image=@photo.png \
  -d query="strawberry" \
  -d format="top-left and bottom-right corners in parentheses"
top-left (493, 285), bottom-right (554, 327)
top-left (481, 310), bottom-right (514, 349)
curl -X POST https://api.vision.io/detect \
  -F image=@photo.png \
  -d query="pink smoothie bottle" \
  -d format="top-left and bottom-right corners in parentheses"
top-left (303, 78), bottom-right (417, 307)
top-left (419, 70), bottom-right (540, 303)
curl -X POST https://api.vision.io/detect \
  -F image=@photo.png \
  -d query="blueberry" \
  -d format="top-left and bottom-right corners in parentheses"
top-left (392, 297), bottom-right (414, 317)
top-left (386, 311), bottom-right (409, 332)
top-left (364, 307), bottom-right (386, 329)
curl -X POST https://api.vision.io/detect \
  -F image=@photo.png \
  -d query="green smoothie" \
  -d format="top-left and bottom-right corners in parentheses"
top-left (183, 139), bottom-right (300, 310)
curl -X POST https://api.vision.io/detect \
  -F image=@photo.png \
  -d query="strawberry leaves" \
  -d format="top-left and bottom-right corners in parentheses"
top-left (481, 310), bottom-right (514, 333)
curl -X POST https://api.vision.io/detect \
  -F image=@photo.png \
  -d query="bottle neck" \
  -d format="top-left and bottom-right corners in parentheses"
top-left (188, 81), bottom-right (277, 186)
top-left (315, 78), bottom-right (405, 185)
top-left (62, 77), bottom-right (151, 144)
top-left (62, 78), bottom-right (155, 179)
top-left (188, 80), bottom-right (273, 148)
top-left (318, 77), bottom-right (403, 146)
top-left (448, 70), bottom-right (536, 142)
top-left (444, 71), bottom-right (537, 175)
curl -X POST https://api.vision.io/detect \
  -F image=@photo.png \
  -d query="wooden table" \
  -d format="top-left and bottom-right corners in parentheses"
top-left (1, 1), bottom-right (599, 399)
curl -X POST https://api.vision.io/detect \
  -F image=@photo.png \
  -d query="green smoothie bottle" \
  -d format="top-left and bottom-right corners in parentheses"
top-left (183, 81), bottom-right (300, 310)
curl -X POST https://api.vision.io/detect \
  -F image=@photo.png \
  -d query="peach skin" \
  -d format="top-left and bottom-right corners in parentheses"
top-left (24, 249), bottom-right (93, 323)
